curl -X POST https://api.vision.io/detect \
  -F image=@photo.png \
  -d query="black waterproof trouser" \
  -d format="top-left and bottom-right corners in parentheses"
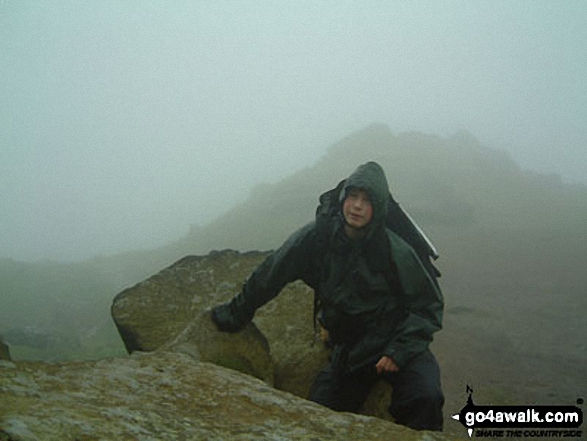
top-left (308, 349), bottom-right (444, 431)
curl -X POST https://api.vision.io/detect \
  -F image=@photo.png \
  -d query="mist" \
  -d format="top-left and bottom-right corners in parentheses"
top-left (1, 0), bottom-right (586, 262)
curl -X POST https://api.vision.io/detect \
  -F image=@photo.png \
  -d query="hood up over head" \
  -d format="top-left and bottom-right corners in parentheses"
top-left (316, 161), bottom-right (441, 281)
top-left (339, 161), bottom-right (390, 228)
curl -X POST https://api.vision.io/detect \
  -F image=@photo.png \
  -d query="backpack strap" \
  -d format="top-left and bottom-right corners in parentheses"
top-left (311, 179), bottom-right (345, 345)
top-left (386, 194), bottom-right (441, 282)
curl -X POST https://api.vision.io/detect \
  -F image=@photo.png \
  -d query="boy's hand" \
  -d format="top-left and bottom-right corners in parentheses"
top-left (375, 355), bottom-right (399, 374)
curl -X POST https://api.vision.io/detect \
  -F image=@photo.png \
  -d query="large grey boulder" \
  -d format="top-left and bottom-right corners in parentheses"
top-left (112, 251), bottom-right (277, 386)
top-left (0, 351), bottom-right (453, 440)
top-left (111, 251), bottom-right (269, 353)
top-left (161, 309), bottom-right (274, 385)
top-left (111, 250), bottom-right (327, 393)
top-left (111, 250), bottom-right (392, 420)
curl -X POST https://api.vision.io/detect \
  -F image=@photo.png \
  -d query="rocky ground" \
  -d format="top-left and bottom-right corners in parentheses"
top-left (0, 351), bottom-right (454, 440)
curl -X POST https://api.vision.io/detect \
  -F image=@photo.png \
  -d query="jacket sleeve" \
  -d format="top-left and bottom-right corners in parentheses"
top-left (382, 231), bottom-right (444, 367)
top-left (212, 222), bottom-right (317, 332)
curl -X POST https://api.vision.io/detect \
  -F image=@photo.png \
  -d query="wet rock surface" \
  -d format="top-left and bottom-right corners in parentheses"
top-left (161, 309), bottom-right (274, 385)
top-left (111, 250), bottom-right (392, 421)
top-left (0, 351), bottom-right (453, 440)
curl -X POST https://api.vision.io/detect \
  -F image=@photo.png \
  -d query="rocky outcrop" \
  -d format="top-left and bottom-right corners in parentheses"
top-left (0, 339), bottom-right (9, 361)
top-left (161, 309), bottom-right (274, 385)
top-left (0, 351), bottom-right (452, 440)
top-left (111, 251), bottom-right (269, 353)
top-left (112, 251), bottom-right (277, 385)
top-left (111, 250), bottom-right (392, 419)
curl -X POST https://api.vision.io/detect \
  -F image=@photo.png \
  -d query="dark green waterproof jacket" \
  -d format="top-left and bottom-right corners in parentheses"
top-left (214, 162), bottom-right (443, 372)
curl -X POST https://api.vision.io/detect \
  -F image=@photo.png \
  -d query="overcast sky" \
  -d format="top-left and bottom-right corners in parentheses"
top-left (1, 1), bottom-right (586, 262)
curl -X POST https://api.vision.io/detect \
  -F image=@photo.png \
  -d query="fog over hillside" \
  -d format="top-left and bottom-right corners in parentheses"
top-left (1, 1), bottom-right (586, 262)
top-left (2, 125), bottom-right (586, 367)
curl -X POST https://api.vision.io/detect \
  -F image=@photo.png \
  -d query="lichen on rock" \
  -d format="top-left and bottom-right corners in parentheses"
top-left (0, 351), bottom-right (453, 440)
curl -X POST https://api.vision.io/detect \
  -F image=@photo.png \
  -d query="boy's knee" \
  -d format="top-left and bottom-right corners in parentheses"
top-left (421, 384), bottom-right (444, 406)
top-left (389, 385), bottom-right (444, 431)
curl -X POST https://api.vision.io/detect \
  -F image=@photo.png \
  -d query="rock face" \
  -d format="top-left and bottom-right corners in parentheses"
top-left (111, 251), bottom-right (268, 354)
top-left (0, 340), bottom-right (9, 361)
top-left (161, 309), bottom-right (274, 385)
top-left (111, 250), bottom-right (392, 419)
top-left (112, 251), bottom-right (278, 386)
top-left (0, 351), bottom-right (451, 440)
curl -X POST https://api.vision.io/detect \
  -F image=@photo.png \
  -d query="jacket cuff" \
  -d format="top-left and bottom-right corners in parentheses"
top-left (383, 347), bottom-right (409, 368)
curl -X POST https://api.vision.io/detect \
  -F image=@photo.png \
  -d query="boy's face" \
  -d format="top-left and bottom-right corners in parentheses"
top-left (342, 188), bottom-right (373, 232)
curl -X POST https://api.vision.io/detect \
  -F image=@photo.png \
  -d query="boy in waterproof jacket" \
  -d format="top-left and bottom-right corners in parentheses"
top-left (212, 161), bottom-right (444, 431)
